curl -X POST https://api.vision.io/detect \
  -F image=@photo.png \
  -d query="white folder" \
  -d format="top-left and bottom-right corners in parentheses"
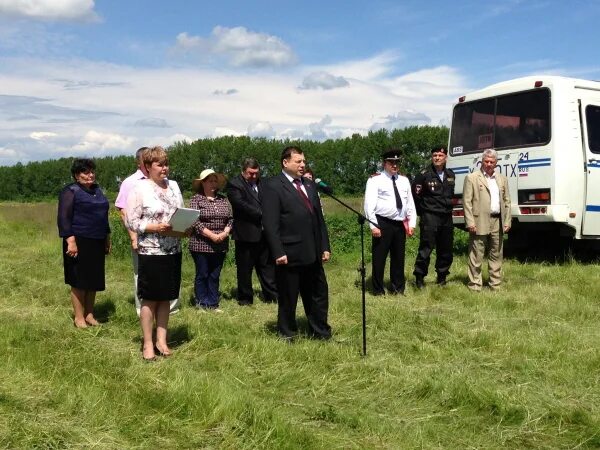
top-left (168, 207), bottom-right (200, 232)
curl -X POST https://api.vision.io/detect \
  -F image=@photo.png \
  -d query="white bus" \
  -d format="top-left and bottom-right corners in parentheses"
top-left (446, 75), bottom-right (600, 244)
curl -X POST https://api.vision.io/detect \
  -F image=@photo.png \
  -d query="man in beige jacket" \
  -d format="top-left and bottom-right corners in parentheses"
top-left (463, 148), bottom-right (511, 291)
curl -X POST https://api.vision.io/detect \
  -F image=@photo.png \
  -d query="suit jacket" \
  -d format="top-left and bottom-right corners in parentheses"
top-left (463, 170), bottom-right (511, 235)
top-left (261, 173), bottom-right (330, 266)
top-left (226, 174), bottom-right (263, 242)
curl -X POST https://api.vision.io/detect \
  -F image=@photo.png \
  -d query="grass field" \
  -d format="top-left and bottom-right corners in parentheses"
top-left (1, 201), bottom-right (600, 449)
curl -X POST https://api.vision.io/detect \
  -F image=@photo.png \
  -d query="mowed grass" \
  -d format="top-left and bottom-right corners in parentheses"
top-left (1, 201), bottom-right (600, 449)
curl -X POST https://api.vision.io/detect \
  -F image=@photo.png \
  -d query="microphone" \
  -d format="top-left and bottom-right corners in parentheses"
top-left (314, 178), bottom-right (333, 194)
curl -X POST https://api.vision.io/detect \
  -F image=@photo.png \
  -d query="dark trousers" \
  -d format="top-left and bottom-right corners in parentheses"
top-left (234, 239), bottom-right (278, 304)
top-left (372, 215), bottom-right (406, 294)
top-left (413, 212), bottom-right (454, 278)
top-left (190, 251), bottom-right (226, 308)
top-left (275, 262), bottom-right (331, 339)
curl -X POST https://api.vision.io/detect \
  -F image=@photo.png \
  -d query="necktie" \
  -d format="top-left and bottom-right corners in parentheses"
top-left (249, 182), bottom-right (258, 197)
top-left (293, 179), bottom-right (313, 213)
top-left (392, 175), bottom-right (403, 210)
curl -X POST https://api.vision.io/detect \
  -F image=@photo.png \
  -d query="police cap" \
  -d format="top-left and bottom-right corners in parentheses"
top-left (382, 149), bottom-right (402, 161)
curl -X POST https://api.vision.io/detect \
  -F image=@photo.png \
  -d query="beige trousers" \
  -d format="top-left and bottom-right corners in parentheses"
top-left (467, 217), bottom-right (503, 290)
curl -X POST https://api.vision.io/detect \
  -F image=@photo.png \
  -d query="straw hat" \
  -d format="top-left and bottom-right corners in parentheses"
top-left (192, 169), bottom-right (227, 192)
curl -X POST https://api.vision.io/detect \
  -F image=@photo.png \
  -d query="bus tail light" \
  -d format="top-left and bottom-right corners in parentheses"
top-left (519, 207), bottom-right (548, 215)
top-left (451, 196), bottom-right (463, 206)
top-left (452, 210), bottom-right (464, 217)
top-left (518, 189), bottom-right (551, 205)
top-left (534, 80), bottom-right (543, 88)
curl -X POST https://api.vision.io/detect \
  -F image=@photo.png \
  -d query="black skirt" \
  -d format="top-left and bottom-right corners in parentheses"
top-left (138, 253), bottom-right (182, 301)
top-left (63, 236), bottom-right (106, 291)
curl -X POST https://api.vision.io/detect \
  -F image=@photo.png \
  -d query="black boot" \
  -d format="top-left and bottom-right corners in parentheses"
top-left (415, 275), bottom-right (425, 289)
top-left (436, 274), bottom-right (447, 286)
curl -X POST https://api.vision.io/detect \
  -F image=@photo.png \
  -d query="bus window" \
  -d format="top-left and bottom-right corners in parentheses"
top-left (586, 105), bottom-right (600, 154)
top-left (450, 89), bottom-right (550, 155)
top-left (495, 89), bottom-right (550, 148)
top-left (450, 99), bottom-right (494, 155)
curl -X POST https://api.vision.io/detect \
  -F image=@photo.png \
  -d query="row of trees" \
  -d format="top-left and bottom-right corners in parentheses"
top-left (0, 126), bottom-right (449, 201)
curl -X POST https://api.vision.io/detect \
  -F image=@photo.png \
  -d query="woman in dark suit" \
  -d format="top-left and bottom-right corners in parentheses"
top-left (57, 158), bottom-right (111, 328)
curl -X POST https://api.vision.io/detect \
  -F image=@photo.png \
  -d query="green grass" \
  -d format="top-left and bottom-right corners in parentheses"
top-left (1, 201), bottom-right (600, 448)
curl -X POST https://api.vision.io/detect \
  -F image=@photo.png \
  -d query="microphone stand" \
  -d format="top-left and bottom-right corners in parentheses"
top-left (317, 186), bottom-right (378, 357)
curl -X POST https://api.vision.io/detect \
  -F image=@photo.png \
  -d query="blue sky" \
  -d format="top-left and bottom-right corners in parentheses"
top-left (0, 0), bottom-right (598, 165)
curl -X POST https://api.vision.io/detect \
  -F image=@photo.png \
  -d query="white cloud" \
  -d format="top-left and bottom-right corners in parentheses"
top-left (279, 128), bottom-right (305, 139)
top-left (213, 88), bottom-right (238, 96)
top-left (173, 26), bottom-right (297, 68)
top-left (370, 110), bottom-right (431, 131)
top-left (247, 121), bottom-right (274, 138)
top-left (134, 118), bottom-right (171, 128)
top-left (0, 146), bottom-right (19, 158)
top-left (0, 53), bottom-right (468, 165)
top-left (308, 115), bottom-right (333, 140)
top-left (168, 133), bottom-right (193, 144)
top-left (313, 51), bottom-right (399, 81)
top-left (299, 72), bottom-right (349, 90)
top-left (0, 0), bottom-right (99, 22)
top-left (30, 131), bottom-right (57, 140)
top-left (213, 127), bottom-right (243, 138)
top-left (72, 130), bottom-right (135, 153)
top-left (174, 31), bottom-right (203, 50)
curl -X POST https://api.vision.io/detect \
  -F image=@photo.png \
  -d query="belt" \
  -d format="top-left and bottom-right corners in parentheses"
top-left (490, 213), bottom-right (501, 218)
top-left (375, 214), bottom-right (402, 223)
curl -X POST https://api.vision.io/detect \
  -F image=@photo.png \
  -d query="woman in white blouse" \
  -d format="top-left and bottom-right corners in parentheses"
top-left (126, 146), bottom-right (186, 361)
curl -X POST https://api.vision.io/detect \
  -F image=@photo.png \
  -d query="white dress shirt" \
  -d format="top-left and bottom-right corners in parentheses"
top-left (484, 172), bottom-right (500, 214)
top-left (364, 171), bottom-right (417, 230)
top-left (282, 171), bottom-right (307, 195)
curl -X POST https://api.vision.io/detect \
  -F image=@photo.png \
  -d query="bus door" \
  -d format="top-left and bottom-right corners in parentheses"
top-left (581, 102), bottom-right (600, 235)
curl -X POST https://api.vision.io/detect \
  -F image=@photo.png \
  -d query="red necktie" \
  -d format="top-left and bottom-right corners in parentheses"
top-left (293, 179), bottom-right (313, 213)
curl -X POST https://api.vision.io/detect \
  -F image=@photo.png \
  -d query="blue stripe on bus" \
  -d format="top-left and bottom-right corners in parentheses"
top-left (586, 205), bottom-right (600, 212)
top-left (519, 162), bottom-right (551, 168)
top-left (518, 157), bottom-right (551, 164)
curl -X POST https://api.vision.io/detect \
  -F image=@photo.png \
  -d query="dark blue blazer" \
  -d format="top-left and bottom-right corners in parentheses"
top-left (261, 173), bottom-right (330, 266)
top-left (226, 174), bottom-right (263, 242)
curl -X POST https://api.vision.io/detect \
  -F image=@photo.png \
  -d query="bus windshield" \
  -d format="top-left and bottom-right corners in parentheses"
top-left (449, 88), bottom-right (551, 155)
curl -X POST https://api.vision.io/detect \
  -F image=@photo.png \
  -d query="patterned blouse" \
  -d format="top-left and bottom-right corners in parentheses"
top-left (126, 179), bottom-right (183, 255)
top-left (188, 193), bottom-right (233, 253)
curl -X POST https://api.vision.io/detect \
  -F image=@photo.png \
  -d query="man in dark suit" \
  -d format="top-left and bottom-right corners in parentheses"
top-left (227, 157), bottom-right (278, 305)
top-left (261, 146), bottom-right (332, 340)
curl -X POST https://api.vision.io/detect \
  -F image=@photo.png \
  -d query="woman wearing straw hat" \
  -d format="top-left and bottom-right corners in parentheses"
top-left (189, 169), bottom-right (233, 311)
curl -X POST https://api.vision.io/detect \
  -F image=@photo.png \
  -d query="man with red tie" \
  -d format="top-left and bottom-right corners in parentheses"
top-left (261, 146), bottom-right (332, 341)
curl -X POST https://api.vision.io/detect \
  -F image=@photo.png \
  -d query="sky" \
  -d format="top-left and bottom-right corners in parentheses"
top-left (0, 0), bottom-right (598, 166)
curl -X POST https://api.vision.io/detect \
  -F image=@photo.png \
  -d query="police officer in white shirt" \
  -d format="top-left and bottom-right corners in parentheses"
top-left (364, 150), bottom-right (417, 295)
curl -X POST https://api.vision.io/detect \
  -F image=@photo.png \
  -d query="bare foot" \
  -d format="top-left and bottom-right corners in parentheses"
top-left (85, 315), bottom-right (100, 326)
top-left (74, 318), bottom-right (88, 328)
top-left (155, 343), bottom-right (172, 357)
top-left (142, 344), bottom-right (156, 361)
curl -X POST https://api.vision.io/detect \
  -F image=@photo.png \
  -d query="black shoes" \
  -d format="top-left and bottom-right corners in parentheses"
top-left (415, 274), bottom-right (447, 288)
top-left (415, 276), bottom-right (425, 289)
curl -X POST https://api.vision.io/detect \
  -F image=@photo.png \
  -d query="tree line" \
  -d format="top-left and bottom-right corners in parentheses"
top-left (0, 126), bottom-right (449, 201)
